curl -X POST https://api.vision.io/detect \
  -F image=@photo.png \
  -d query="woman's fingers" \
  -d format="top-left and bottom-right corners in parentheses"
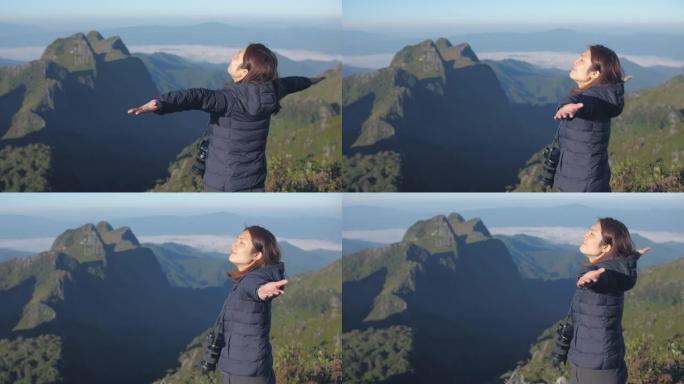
top-left (637, 247), bottom-right (651, 255)
top-left (554, 103), bottom-right (584, 120)
top-left (127, 100), bottom-right (159, 115)
top-left (259, 279), bottom-right (289, 299)
top-left (577, 268), bottom-right (606, 287)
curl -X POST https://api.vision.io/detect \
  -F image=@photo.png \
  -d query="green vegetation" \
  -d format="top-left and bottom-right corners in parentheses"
top-left (266, 155), bottom-right (342, 192)
top-left (342, 326), bottom-right (414, 384)
top-left (0, 335), bottom-right (63, 384)
top-left (0, 144), bottom-right (52, 191)
top-left (343, 151), bottom-right (402, 192)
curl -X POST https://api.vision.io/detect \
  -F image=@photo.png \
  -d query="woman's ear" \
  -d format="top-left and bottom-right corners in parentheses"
top-left (600, 242), bottom-right (612, 255)
top-left (589, 70), bottom-right (600, 82)
top-left (252, 251), bottom-right (263, 262)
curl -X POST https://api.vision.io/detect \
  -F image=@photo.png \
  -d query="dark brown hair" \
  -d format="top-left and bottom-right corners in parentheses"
top-left (228, 225), bottom-right (281, 281)
top-left (572, 45), bottom-right (625, 93)
top-left (593, 217), bottom-right (634, 263)
top-left (237, 43), bottom-right (281, 113)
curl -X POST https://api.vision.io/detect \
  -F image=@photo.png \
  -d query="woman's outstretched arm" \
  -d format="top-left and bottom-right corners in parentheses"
top-left (577, 247), bottom-right (649, 291)
top-left (240, 274), bottom-right (289, 302)
top-left (277, 76), bottom-right (325, 98)
top-left (128, 88), bottom-right (233, 116)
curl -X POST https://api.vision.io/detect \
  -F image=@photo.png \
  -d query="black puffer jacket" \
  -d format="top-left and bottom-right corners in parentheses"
top-left (154, 77), bottom-right (313, 191)
top-left (568, 252), bottom-right (639, 370)
top-left (554, 83), bottom-right (624, 192)
top-left (218, 262), bottom-right (285, 377)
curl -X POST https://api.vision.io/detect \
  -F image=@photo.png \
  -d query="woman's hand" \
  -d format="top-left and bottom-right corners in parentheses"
top-left (310, 76), bottom-right (325, 85)
top-left (257, 279), bottom-right (288, 300)
top-left (577, 268), bottom-right (605, 288)
top-left (637, 246), bottom-right (651, 255)
top-left (127, 99), bottom-right (160, 115)
top-left (554, 103), bottom-right (584, 120)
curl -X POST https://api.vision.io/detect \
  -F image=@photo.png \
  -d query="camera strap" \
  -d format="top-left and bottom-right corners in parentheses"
top-left (552, 124), bottom-right (561, 148)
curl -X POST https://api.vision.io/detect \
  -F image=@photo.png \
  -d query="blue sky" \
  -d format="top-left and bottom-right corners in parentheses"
top-left (0, 193), bottom-right (342, 220)
top-left (343, 0), bottom-right (684, 33)
top-left (0, 0), bottom-right (340, 28)
top-left (343, 193), bottom-right (684, 211)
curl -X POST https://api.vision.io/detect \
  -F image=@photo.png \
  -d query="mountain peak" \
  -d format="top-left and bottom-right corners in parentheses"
top-left (49, 222), bottom-right (141, 261)
top-left (402, 213), bottom-right (493, 251)
top-left (96, 221), bottom-right (113, 232)
top-left (95, 221), bottom-right (140, 251)
top-left (436, 41), bottom-right (479, 68)
top-left (450, 217), bottom-right (491, 243)
top-left (40, 31), bottom-right (131, 72)
top-left (41, 32), bottom-right (97, 72)
top-left (50, 223), bottom-right (107, 263)
top-left (389, 38), bottom-right (480, 80)
top-left (87, 32), bottom-right (130, 61)
top-left (402, 214), bottom-right (458, 254)
top-left (390, 39), bottom-right (445, 80)
top-left (446, 212), bottom-right (465, 224)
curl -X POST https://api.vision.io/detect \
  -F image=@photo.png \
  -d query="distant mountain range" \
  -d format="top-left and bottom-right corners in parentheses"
top-left (0, 22), bottom-right (341, 54)
top-left (0, 31), bottom-right (202, 191)
top-left (0, 221), bottom-right (340, 383)
top-left (0, 212), bottom-right (342, 243)
top-left (0, 221), bottom-right (225, 383)
top-left (342, 204), bottom-right (684, 233)
top-left (146, 240), bottom-right (340, 288)
top-left (134, 51), bottom-right (337, 93)
top-left (343, 38), bottom-right (555, 191)
top-left (342, 213), bottom-right (575, 383)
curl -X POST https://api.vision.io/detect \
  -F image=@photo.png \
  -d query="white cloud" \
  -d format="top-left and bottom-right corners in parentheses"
top-left (128, 45), bottom-right (340, 64)
top-left (478, 51), bottom-right (684, 69)
top-left (0, 238), bottom-right (55, 253)
top-left (0, 45), bottom-right (341, 64)
top-left (489, 226), bottom-right (684, 245)
top-left (342, 53), bottom-right (394, 69)
top-left (342, 228), bottom-right (406, 244)
top-left (0, 46), bottom-right (44, 62)
top-left (138, 234), bottom-right (340, 252)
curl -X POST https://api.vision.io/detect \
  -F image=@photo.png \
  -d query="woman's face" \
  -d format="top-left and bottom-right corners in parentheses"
top-left (227, 48), bottom-right (248, 82)
top-left (579, 222), bottom-right (611, 261)
top-left (569, 49), bottom-right (600, 87)
top-left (229, 230), bottom-right (261, 269)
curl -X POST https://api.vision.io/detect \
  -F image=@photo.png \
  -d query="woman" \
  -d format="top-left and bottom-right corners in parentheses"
top-left (552, 45), bottom-right (626, 192)
top-left (128, 43), bottom-right (321, 192)
top-left (218, 225), bottom-right (288, 384)
top-left (569, 218), bottom-right (648, 384)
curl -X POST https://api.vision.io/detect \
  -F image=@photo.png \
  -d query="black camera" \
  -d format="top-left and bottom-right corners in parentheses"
top-left (199, 330), bottom-right (225, 373)
top-left (192, 139), bottom-right (209, 176)
top-left (540, 146), bottom-right (560, 188)
top-left (551, 321), bottom-right (574, 367)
